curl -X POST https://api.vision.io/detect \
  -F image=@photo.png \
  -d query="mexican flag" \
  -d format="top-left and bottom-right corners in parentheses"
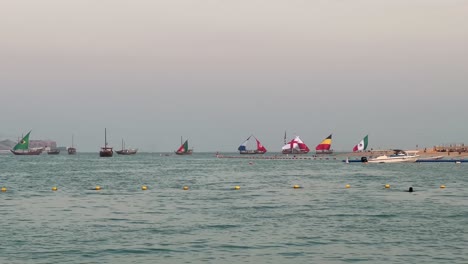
top-left (353, 135), bottom-right (368, 152)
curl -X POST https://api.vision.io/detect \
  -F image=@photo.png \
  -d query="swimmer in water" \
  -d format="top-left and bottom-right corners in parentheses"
top-left (408, 187), bottom-right (414, 192)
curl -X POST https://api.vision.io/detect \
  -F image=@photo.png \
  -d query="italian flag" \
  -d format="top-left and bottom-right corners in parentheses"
top-left (353, 135), bottom-right (368, 152)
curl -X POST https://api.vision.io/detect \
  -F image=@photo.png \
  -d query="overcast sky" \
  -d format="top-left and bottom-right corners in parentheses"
top-left (1, 0), bottom-right (467, 152)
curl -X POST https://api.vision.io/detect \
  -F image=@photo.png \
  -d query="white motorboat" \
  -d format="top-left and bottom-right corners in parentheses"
top-left (367, 149), bottom-right (419, 163)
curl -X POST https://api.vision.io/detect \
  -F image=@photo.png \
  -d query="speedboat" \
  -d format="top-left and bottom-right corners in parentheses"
top-left (367, 149), bottom-right (419, 163)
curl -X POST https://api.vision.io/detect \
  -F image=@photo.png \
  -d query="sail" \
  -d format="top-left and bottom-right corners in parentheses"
top-left (177, 140), bottom-right (189, 153)
top-left (316, 134), bottom-right (332, 151)
top-left (238, 136), bottom-right (251, 151)
top-left (353, 135), bottom-right (369, 152)
top-left (13, 131), bottom-right (31, 151)
top-left (282, 136), bottom-right (309, 153)
top-left (255, 137), bottom-right (267, 153)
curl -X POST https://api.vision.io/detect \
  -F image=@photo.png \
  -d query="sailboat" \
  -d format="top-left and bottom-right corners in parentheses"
top-left (315, 134), bottom-right (333, 154)
top-left (99, 128), bottom-right (113, 157)
top-left (238, 135), bottom-right (267, 154)
top-left (353, 135), bottom-right (369, 152)
top-left (68, 134), bottom-right (76, 155)
top-left (116, 139), bottom-right (138, 155)
top-left (282, 134), bottom-right (310, 154)
top-left (175, 137), bottom-right (193, 155)
top-left (10, 130), bottom-right (43, 155)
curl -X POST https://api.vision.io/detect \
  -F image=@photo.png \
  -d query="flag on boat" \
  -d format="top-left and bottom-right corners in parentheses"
top-left (13, 131), bottom-right (31, 150)
top-left (315, 134), bottom-right (332, 151)
top-left (353, 135), bottom-right (368, 152)
top-left (282, 136), bottom-right (310, 154)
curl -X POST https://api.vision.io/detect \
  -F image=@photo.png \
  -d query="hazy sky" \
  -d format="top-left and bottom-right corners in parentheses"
top-left (1, 0), bottom-right (467, 152)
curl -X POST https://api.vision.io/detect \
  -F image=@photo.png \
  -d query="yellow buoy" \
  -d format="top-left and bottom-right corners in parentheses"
top-left (440, 185), bottom-right (446, 189)
top-left (141, 185), bottom-right (148, 190)
top-left (385, 184), bottom-right (390, 189)
top-left (52, 186), bottom-right (58, 191)
top-left (234, 186), bottom-right (240, 190)
top-left (95, 186), bottom-right (101, 190)
top-left (345, 184), bottom-right (351, 188)
top-left (183, 186), bottom-right (189, 190)
top-left (1, 187), bottom-right (6, 192)
top-left (293, 185), bottom-right (301, 189)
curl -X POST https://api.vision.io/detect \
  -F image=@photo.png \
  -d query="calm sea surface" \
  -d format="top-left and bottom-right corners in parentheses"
top-left (1, 153), bottom-right (467, 264)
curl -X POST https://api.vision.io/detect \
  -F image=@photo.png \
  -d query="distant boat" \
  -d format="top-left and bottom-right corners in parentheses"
top-left (315, 134), bottom-right (333, 155)
top-left (47, 149), bottom-right (60, 155)
top-left (353, 135), bottom-right (369, 152)
top-left (367, 149), bottom-right (419, 163)
top-left (116, 139), bottom-right (138, 155)
top-left (175, 137), bottom-right (193, 155)
top-left (99, 128), bottom-right (113, 157)
top-left (68, 134), bottom-right (76, 155)
top-left (10, 130), bottom-right (43, 155)
top-left (238, 135), bottom-right (267, 154)
top-left (282, 133), bottom-right (310, 154)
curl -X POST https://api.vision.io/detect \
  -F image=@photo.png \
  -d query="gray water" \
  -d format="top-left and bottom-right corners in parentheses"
top-left (1, 153), bottom-right (467, 263)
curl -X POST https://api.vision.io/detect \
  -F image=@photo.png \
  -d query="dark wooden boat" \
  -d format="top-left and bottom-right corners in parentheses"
top-left (68, 134), bottom-right (76, 155)
top-left (238, 135), bottom-right (267, 154)
top-left (10, 130), bottom-right (43, 155)
top-left (11, 149), bottom-right (43, 155)
top-left (115, 139), bottom-right (137, 155)
top-left (47, 149), bottom-right (60, 155)
top-left (99, 128), bottom-right (113, 157)
top-left (175, 137), bottom-right (193, 155)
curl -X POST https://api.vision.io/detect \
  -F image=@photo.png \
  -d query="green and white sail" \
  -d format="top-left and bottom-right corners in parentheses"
top-left (13, 131), bottom-right (31, 151)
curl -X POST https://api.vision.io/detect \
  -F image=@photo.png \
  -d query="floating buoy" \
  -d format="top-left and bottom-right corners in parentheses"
top-left (385, 184), bottom-right (390, 189)
top-left (440, 185), bottom-right (446, 189)
top-left (95, 186), bottom-right (101, 190)
top-left (141, 185), bottom-right (147, 190)
top-left (183, 186), bottom-right (189, 190)
top-left (248, 162), bottom-right (254, 165)
top-left (1, 187), bottom-right (6, 192)
top-left (52, 186), bottom-right (58, 191)
top-left (345, 184), bottom-right (351, 188)
top-left (293, 185), bottom-right (301, 189)
top-left (234, 186), bottom-right (240, 190)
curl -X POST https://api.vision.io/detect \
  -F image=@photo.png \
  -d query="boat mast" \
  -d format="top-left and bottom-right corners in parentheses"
top-left (72, 134), bottom-right (74, 148)
top-left (104, 128), bottom-right (107, 148)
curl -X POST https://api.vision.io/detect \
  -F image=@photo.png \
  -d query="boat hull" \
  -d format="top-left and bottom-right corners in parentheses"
top-left (99, 147), bottom-right (113, 157)
top-left (47, 150), bottom-right (60, 155)
top-left (116, 149), bottom-right (138, 155)
top-left (282, 149), bottom-right (309, 154)
top-left (175, 150), bottom-right (193, 155)
top-left (239, 150), bottom-right (266, 155)
top-left (367, 157), bottom-right (418, 163)
top-left (315, 150), bottom-right (333, 155)
top-left (68, 148), bottom-right (76, 155)
top-left (10, 149), bottom-right (43, 155)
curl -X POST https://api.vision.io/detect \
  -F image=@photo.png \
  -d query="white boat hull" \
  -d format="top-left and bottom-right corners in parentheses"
top-left (367, 156), bottom-right (418, 163)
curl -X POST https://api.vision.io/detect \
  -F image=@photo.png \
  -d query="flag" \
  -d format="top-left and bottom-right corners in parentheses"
top-left (353, 135), bottom-right (368, 152)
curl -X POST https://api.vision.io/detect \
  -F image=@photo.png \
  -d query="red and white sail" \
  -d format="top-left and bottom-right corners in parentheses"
top-left (282, 136), bottom-right (310, 154)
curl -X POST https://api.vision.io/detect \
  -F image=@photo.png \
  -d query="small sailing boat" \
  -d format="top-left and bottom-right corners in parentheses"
top-left (353, 135), bottom-right (369, 152)
top-left (68, 134), bottom-right (76, 155)
top-left (238, 135), bottom-right (267, 154)
top-left (10, 130), bottom-right (43, 155)
top-left (47, 148), bottom-right (60, 155)
top-left (116, 139), bottom-right (138, 155)
top-left (315, 134), bottom-right (333, 154)
top-left (175, 137), bottom-right (193, 155)
top-left (99, 128), bottom-right (113, 157)
top-left (282, 134), bottom-right (310, 154)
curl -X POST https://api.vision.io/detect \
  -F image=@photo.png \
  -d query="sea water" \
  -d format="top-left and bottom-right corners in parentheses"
top-left (0, 153), bottom-right (467, 264)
